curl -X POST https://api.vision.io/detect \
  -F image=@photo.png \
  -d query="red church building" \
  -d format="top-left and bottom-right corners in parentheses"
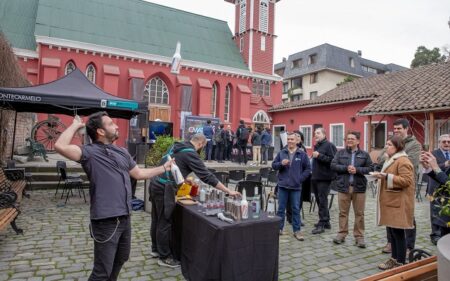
top-left (2, 0), bottom-right (282, 147)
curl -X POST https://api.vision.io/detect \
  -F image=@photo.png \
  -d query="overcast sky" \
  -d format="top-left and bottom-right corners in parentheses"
top-left (147, 0), bottom-right (450, 68)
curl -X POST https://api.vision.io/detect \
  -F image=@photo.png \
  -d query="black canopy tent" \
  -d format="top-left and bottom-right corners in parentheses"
top-left (0, 69), bottom-right (144, 119)
top-left (0, 69), bottom-right (145, 158)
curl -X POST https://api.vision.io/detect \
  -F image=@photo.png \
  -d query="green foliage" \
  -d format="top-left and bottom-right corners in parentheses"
top-left (432, 176), bottom-right (450, 227)
top-left (410, 46), bottom-right (446, 68)
top-left (145, 136), bottom-right (178, 167)
top-left (337, 75), bottom-right (356, 86)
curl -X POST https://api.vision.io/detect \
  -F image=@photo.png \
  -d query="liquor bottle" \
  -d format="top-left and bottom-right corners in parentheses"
top-left (241, 189), bottom-right (248, 220)
top-left (74, 115), bottom-right (86, 135)
top-left (166, 156), bottom-right (184, 185)
top-left (199, 185), bottom-right (206, 203)
top-left (267, 192), bottom-right (276, 218)
top-left (251, 189), bottom-right (261, 219)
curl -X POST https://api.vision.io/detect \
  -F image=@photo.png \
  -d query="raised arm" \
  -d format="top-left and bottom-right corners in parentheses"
top-left (54, 117), bottom-right (84, 161)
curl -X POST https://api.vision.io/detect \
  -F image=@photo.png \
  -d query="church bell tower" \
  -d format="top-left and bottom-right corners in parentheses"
top-left (225, 0), bottom-right (280, 75)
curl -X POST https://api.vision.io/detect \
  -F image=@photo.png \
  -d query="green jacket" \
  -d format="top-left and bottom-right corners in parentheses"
top-left (377, 135), bottom-right (421, 175)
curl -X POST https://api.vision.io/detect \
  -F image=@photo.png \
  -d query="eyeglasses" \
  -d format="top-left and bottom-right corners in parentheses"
top-left (441, 140), bottom-right (450, 144)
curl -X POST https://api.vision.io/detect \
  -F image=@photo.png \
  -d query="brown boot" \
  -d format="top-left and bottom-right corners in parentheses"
top-left (381, 242), bottom-right (392, 254)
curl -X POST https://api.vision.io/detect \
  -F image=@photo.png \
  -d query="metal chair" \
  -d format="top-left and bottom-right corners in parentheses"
top-left (59, 165), bottom-right (86, 204)
top-left (266, 170), bottom-right (278, 191)
top-left (416, 173), bottom-right (428, 202)
top-left (259, 167), bottom-right (271, 185)
top-left (246, 172), bottom-right (261, 182)
top-left (55, 161), bottom-right (80, 198)
top-left (309, 189), bottom-right (337, 212)
top-left (228, 169), bottom-right (245, 188)
top-left (236, 180), bottom-right (264, 208)
top-left (213, 171), bottom-right (229, 187)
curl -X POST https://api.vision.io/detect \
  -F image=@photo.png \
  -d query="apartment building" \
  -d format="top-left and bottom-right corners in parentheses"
top-left (274, 43), bottom-right (406, 103)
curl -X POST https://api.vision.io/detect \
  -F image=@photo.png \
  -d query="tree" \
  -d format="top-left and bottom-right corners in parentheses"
top-left (410, 46), bottom-right (446, 68)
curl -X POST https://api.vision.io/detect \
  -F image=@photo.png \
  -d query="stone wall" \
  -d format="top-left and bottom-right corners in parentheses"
top-left (0, 110), bottom-right (35, 163)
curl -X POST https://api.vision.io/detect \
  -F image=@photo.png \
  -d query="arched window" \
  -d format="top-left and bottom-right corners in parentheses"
top-left (211, 83), bottom-right (218, 117)
top-left (259, 0), bottom-right (269, 33)
top-left (144, 77), bottom-right (169, 104)
top-left (85, 64), bottom-right (96, 83)
top-left (65, 61), bottom-right (76, 75)
top-left (224, 84), bottom-right (231, 122)
top-left (252, 110), bottom-right (270, 124)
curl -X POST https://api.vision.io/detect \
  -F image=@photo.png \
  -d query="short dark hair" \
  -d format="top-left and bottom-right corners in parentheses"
top-left (347, 131), bottom-right (360, 140)
top-left (220, 124), bottom-right (224, 129)
top-left (86, 111), bottom-right (108, 141)
top-left (207, 120), bottom-right (211, 124)
top-left (239, 120), bottom-right (244, 125)
top-left (388, 135), bottom-right (405, 152)
top-left (393, 118), bottom-right (410, 129)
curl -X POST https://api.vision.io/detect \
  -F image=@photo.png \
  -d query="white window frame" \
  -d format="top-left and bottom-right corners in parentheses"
top-left (299, 125), bottom-right (313, 148)
top-left (259, 0), bottom-right (269, 33)
top-left (65, 61), bottom-right (76, 75)
top-left (211, 83), bottom-right (218, 117)
top-left (330, 123), bottom-right (345, 148)
top-left (363, 121), bottom-right (387, 151)
top-left (261, 36), bottom-right (266, 51)
top-left (224, 85), bottom-right (231, 122)
top-left (85, 63), bottom-right (96, 84)
top-left (144, 77), bottom-right (170, 105)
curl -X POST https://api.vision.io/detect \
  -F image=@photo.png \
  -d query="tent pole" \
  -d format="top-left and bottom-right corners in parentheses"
top-left (10, 111), bottom-right (17, 160)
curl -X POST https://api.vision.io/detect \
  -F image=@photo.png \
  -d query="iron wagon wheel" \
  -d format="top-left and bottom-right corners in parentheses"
top-left (31, 119), bottom-right (67, 153)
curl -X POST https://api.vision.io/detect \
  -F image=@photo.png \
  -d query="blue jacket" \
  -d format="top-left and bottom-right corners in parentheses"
top-left (272, 147), bottom-right (311, 190)
top-left (202, 125), bottom-right (214, 139)
top-left (261, 131), bottom-right (272, 145)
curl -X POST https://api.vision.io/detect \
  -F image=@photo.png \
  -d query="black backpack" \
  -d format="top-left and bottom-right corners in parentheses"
top-left (239, 127), bottom-right (249, 141)
top-left (214, 129), bottom-right (223, 143)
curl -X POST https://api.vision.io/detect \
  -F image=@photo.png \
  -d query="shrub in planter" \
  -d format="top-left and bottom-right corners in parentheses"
top-left (145, 136), bottom-right (178, 167)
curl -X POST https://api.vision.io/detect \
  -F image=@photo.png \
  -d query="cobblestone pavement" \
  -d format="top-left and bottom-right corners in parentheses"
top-left (0, 186), bottom-right (435, 281)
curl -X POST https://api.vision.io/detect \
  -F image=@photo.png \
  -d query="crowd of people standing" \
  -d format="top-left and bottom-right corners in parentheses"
top-left (54, 112), bottom-right (449, 279)
top-left (271, 118), bottom-right (449, 271)
top-left (202, 119), bottom-right (272, 165)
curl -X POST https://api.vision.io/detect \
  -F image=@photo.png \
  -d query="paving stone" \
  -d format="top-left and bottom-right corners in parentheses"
top-left (0, 187), bottom-right (437, 281)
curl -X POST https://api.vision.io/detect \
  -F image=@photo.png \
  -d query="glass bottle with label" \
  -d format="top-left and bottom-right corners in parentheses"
top-left (267, 192), bottom-right (276, 218)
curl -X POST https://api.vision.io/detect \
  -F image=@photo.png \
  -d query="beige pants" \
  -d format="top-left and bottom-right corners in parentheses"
top-left (252, 145), bottom-right (261, 163)
top-left (337, 186), bottom-right (366, 239)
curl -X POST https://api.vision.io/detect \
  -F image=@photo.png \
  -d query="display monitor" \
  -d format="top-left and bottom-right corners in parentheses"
top-left (149, 121), bottom-right (173, 142)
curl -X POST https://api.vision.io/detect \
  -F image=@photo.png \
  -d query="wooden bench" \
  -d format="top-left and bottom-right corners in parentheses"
top-left (0, 168), bottom-right (26, 234)
top-left (359, 256), bottom-right (437, 281)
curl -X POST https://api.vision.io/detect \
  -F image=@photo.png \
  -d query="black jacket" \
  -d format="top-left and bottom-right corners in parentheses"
top-left (158, 141), bottom-right (219, 187)
top-left (427, 167), bottom-right (450, 227)
top-left (311, 138), bottom-right (337, 181)
top-left (331, 148), bottom-right (373, 193)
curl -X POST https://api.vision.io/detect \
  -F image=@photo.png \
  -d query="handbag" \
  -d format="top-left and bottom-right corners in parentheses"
top-left (0, 191), bottom-right (18, 209)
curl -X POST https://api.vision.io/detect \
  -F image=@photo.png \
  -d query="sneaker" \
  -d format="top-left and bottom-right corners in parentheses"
top-left (294, 231), bottom-right (304, 241)
top-left (382, 242), bottom-right (392, 254)
top-left (158, 257), bottom-right (180, 268)
top-left (150, 251), bottom-right (159, 258)
top-left (355, 238), bottom-right (366, 248)
top-left (333, 236), bottom-right (345, 244)
top-left (378, 258), bottom-right (400, 270)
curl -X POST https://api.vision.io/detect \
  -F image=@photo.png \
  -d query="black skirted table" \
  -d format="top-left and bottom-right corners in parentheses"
top-left (173, 204), bottom-right (280, 281)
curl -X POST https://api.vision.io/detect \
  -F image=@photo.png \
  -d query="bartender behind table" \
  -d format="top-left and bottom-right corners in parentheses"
top-left (149, 133), bottom-right (240, 268)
